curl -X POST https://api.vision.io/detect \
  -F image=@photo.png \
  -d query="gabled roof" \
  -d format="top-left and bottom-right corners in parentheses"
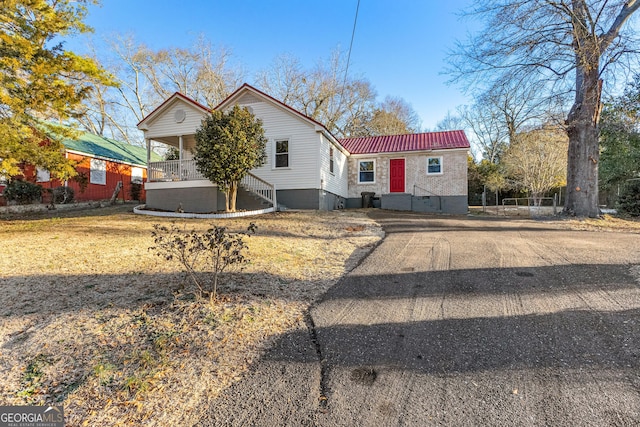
top-left (215, 83), bottom-right (344, 146)
top-left (62, 131), bottom-right (162, 166)
top-left (339, 130), bottom-right (470, 155)
top-left (137, 92), bottom-right (210, 128)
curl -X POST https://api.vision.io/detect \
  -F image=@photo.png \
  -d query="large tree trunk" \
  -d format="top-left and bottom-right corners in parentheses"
top-left (564, 66), bottom-right (602, 217)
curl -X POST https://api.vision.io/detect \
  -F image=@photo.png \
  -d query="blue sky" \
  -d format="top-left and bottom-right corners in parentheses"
top-left (70, 0), bottom-right (478, 130)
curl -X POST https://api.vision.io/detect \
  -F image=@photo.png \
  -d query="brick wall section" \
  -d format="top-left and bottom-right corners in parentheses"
top-left (348, 149), bottom-right (468, 198)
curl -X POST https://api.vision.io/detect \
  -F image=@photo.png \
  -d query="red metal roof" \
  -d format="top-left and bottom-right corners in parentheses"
top-left (339, 130), bottom-right (470, 155)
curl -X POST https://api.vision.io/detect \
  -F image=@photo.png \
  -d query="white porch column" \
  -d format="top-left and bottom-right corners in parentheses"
top-left (145, 138), bottom-right (151, 181)
top-left (178, 135), bottom-right (183, 179)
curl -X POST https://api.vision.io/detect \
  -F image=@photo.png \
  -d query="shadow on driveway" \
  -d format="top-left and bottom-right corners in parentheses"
top-left (198, 213), bottom-right (640, 427)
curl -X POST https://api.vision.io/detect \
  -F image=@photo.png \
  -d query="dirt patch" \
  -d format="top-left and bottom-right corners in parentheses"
top-left (0, 205), bottom-right (383, 426)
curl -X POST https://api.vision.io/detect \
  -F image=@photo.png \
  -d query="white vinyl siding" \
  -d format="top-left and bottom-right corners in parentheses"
top-left (319, 134), bottom-right (348, 198)
top-left (144, 100), bottom-right (208, 142)
top-left (90, 158), bottom-right (106, 185)
top-left (246, 99), bottom-right (321, 190)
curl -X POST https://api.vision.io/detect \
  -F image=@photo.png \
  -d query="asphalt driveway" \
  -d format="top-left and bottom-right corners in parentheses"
top-left (198, 212), bottom-right (640, 426)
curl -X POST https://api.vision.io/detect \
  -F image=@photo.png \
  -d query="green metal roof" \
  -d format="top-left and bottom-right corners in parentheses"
top-left (61, 131), bottom-right (162, 166)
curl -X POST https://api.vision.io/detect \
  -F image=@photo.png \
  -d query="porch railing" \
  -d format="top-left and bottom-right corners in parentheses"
top-left (148, 160), bottom-right (205, 182)
top-left (148, 160), bottom-right (277, 209)
top-left (241, 173), bottom-right (277, 208)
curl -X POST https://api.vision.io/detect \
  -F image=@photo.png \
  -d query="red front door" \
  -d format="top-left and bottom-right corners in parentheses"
top-left (390, 159), bottom-right (405, 193)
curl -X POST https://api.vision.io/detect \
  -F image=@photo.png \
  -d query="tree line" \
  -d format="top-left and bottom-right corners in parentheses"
top-left (79, 37), bottom-right (422, 145)
top-left (446, 0), bottom-right (640, 216)
top-left (2, 0), bottom-right (639, 217)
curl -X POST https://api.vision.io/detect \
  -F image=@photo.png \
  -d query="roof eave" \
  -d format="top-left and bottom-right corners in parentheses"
top-left (216, 83), bottom-right (345, 143)
top-left (137, 92), bottom-right (211, 129)
top-left (64, 148), bottom-right (150, 168)
top-left (349, 146), bottom-right (470, 156)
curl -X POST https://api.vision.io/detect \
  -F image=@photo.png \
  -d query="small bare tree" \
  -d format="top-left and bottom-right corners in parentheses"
top-left (256, 49), bottom-right (378, 137)
top-left (150, 222), bottom-right (257, 304)
top-left (503, 125), bottom-right (568, 205)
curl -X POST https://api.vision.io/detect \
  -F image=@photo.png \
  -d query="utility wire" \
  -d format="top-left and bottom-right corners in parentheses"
top-left (343, 0), bottom-right (360, 89)
top-left (337, 0), bottom-right (360, 126)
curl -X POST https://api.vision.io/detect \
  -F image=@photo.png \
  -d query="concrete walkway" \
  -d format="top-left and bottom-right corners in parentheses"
top-left (199, 212), bottom-right (640, 426)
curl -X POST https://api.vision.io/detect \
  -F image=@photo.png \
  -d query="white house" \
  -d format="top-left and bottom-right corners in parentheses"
top-left (137, 84), bottom-right (470, 214)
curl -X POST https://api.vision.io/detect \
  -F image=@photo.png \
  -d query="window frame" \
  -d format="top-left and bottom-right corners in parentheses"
top-left (274, 138), bottom-right (290, 169)
top-left (357, 159), bottom-right (376, 184)
top-left (426, 156), bottom-right (443, 175)
top-left (90, 158), bottom-right (107, 185)
top-left (131, 166), bottom-right (143, 184)
top-left (329, 147), bottom-right (335, 174)
top-left (36, 167), bottom-right (50, 183)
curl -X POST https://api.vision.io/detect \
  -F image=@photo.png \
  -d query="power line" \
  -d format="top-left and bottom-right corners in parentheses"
top-left (343, 0), bottom-right (360, 89)
top-left (337, 0), bottom-right (360, 126)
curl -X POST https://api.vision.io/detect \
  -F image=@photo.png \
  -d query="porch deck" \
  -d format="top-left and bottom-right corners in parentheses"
top-left (147, 160), bottom-right (277, 209)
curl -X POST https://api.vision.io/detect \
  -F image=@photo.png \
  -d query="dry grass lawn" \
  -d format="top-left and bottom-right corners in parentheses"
top-left (0, 205), bottom-right (383, 426)
top-left (565, 213), bottom-right (640, 233)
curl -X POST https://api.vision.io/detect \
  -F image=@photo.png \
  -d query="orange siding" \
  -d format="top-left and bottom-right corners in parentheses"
top-left (0, 152), bottom-right (148, 205)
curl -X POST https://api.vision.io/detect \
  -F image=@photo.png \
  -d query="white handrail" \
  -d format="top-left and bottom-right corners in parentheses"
top-left (241, 173), bottom-right (277, 208)
top-left (148, 160), bottom-right (205, 182)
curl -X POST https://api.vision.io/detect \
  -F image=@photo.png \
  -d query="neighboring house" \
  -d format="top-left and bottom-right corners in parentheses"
top-left (0, 130), bottom-right (160, 206)
top-left (137, 83), bottom-right (470, 214)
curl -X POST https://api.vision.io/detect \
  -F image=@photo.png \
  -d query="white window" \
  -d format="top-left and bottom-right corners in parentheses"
top-left (0, 159), bottom-right (6, 186)
top-left (329, 147), bottom-right (335, 174)
top-left (275, 139), bottom-right (289, 168)
top-left (131, 167), bottom-right (143, 184)
top-left (90, 158), bottom-right (106, 185)
top-left (427, 156), bottom-right (443, 175)
top-left (36, 168), bottom-right (50, 182)
top-left (358, 159), bottom-right (375, 183)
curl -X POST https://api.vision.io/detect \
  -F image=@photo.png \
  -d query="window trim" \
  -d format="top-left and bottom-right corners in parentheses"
top-left (426, 156), bottom-right (443, 175)
top-left (357, 159), bottom-right (376, 184)
top-left (36, 167), bottom-right (50, 183)
top-left (131, 166), bottom-right (143, 184)
top-left (329, 147), bottom-right (335, 175)
top-left (90, 158), bottom-right (107, 185)
top-left (273, 138), bottom-right (290, 169)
